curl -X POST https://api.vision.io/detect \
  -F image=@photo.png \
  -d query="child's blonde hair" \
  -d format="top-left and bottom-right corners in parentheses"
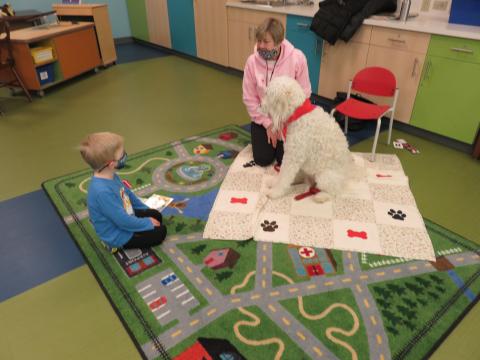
top-left (79, 132), bottom-right (124, 170)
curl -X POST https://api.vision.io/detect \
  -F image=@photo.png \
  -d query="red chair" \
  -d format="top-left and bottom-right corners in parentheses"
top-left (331, 67), bottom-right (399, 162)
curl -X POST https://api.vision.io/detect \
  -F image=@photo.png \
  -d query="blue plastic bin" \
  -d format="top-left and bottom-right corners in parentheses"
top-left (36, 63), bottom-right (55, 85)
top-left (449, 0), bottom-right (480, 27)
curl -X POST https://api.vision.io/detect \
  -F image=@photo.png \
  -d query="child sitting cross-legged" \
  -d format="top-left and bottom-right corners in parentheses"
top-left (79, 132), bottom-right (167, 250)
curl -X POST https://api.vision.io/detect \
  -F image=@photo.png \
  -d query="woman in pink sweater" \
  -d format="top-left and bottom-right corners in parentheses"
top-left (242, 17), bottom-right (311, 167)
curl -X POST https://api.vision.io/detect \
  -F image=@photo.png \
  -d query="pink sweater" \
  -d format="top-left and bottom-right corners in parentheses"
top-left (242, 39), bottom-right (312, 128)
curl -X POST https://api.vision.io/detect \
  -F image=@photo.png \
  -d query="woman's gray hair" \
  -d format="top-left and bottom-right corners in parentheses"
top-left (255, 18), bottom-right (285, 45)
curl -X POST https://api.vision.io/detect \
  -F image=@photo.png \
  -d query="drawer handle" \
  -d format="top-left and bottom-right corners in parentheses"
top-left (388, 38), bottom-right (406, 43)
top-left (296, 22), bottom-right (310, 28)
top-left (411, 58), bottom-right (419, 78)
top-left (450, 47), bottom-right (474, 54)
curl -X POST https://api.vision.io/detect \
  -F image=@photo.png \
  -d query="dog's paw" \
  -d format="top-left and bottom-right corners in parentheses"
top-left (313, 192), bottom-right (331, 203)
top-left (265, 186), bottom-right (285, 200)
top-left (264, 177), bottom-right (277, 189)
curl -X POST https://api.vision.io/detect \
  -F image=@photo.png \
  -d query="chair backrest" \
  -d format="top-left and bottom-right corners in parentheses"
top-left (0, 19), bottom-right (14, 67)
top-left (352, 67), bottom-right (396, 97)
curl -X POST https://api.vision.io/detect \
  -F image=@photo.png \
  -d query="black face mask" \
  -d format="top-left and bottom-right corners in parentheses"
top-left (98, 151), bottom-right (127, 172)
top-left (114, 151), bottom-right (127, 170)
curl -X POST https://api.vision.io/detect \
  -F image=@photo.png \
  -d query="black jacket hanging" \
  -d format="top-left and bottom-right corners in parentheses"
top-left (310, 0), bottom-right (397, 45)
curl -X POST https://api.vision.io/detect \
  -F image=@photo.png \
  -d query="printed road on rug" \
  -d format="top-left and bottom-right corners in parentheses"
top-left (43, 125), bottom-right (480, 360)
top-left (204, 145), bottom-right (435, 261)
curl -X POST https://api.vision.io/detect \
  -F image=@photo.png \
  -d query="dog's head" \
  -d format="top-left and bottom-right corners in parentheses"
top-left (261, 76), bottom-right (307, 133)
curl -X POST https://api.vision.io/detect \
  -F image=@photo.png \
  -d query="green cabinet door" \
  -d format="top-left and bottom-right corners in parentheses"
top-left (126, 0), bottom-right (149, 42)
top-left (410, 56), bottom-right (480, 144)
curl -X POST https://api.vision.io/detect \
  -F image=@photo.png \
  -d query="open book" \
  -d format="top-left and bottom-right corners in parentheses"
top-left (141, 194), bottom-right (174, 212)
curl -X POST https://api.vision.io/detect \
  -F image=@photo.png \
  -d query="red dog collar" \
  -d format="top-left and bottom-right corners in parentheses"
top-left (282, 98), bottom-right (316, 139)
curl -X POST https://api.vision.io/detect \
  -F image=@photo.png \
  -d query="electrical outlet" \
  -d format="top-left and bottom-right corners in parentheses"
top-left (432, 0), bottom-right (449, 11)
top-left (420, 0), bottom-right (431, 12)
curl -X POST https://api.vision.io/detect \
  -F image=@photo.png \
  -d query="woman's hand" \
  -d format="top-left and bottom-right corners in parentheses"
top-left (266, 125), bottom-right (278, 148)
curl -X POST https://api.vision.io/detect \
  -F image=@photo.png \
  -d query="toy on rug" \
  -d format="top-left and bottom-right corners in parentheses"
top-left (393, 138), bottom-right (420, 154)
top-left (260, 76), bottom-right (362, 203)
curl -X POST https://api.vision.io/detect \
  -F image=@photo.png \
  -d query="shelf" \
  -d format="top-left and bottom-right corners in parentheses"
top-left (34, 58), bottom-right (58, 68)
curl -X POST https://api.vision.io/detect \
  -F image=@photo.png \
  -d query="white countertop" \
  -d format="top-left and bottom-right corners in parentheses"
top-left (226, 1), bottom-right (480, 40)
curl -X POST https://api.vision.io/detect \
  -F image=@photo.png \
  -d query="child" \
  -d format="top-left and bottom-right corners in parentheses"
top-left (79, 132), bottom-right (167, 249)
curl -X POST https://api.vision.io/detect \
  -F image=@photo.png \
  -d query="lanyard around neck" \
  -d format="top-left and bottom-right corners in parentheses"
top-left (265, 47), bottom-right (281, 87)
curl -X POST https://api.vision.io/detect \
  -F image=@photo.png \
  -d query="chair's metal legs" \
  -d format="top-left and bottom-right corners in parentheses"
top-left (387, 112), bottom-right (394, 144)
top-left (370, 117), bottom-right (382, 162)
top-left (11, 66), bottom-right (32, 102)
top-left (344, 116), bottom-right (349, 135)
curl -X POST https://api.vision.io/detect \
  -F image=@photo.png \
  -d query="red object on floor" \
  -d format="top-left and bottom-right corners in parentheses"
top-left (347, 229), bottom-right (368, 240)
top-left (230, 197), bottom-right (248, 204)
top-left (294, 187), bottom-right (320, 201)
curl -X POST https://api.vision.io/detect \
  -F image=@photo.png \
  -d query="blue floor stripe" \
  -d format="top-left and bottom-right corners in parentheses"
top-left (447, 270), bottom-right (476, 302)
top-left (115, 42), bottom-right (169, 65)
top-left (0, 190), bottom-right (85, 302)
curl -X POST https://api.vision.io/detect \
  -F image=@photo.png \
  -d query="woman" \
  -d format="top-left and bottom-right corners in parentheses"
top-left (243, 17), bottom-right (311, 167)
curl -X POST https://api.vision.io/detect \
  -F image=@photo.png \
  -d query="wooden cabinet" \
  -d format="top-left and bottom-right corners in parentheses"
top-left (167, 0), bottom-right (197, 56)
top-left (410, 35), bottom-right (480, 144)
top-left (145, 0), bottom-right (171, 48)
top-left (53, 4), bottom-right (117, 66)
top-left (193, 0), bottom-right (228, 66)
top-left (286, 15), bottom-right (322, 93)
top-left (54, 27), bottom-right (102, 80)
top-left (125, 0), bottom-right (149, 42)
top-left (318, 26), bottom-right (371, 98)
top-left (365, 27), bottom-right (430, 124)
top-left (227, 7), bottom-right (286, 71)
top-left (2, 23), bottom-right (101, 93)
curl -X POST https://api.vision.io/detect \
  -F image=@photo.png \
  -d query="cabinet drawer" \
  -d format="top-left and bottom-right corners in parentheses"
top-left (428, 35), bottom-right (480, 64)
top-left (227, 7), bottom-right (285, 25)
top-left (351, 25), bottom-right (372, 44)
top-left (370, 27), bottom-right (430, 54)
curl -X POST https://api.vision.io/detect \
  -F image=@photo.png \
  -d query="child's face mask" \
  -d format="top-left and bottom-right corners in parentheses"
top-left (97, 151), bottom-right (127, 172)
top-left (115, 151), bottom-right (127, 169)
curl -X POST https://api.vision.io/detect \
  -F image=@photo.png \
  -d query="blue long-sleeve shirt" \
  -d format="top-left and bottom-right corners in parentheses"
top-left (87, 174), bottom-right (153, 247)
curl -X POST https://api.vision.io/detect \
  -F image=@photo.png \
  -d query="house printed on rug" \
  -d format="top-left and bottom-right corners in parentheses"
top-left (203, 248), bottom-right (240, 270)
top-left (173, 337), bottom-right (245, 360)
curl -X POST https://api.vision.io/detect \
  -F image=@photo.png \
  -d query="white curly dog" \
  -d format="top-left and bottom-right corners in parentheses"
top-left (261, 76), bottom-right (357, 203)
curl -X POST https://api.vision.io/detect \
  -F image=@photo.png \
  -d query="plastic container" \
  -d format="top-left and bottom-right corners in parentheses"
top-left (449, 0), bottom-right (480, 27)
top-left (31, 46), bottom-right (55, 65)
top-left (36, 63), bottom-right (55, 85)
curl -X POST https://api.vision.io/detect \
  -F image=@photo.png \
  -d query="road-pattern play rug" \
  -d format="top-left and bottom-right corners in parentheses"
top-left (43, 125), bottom-right (480, 360)
top-left (204, 146), bottom-right (436, 262)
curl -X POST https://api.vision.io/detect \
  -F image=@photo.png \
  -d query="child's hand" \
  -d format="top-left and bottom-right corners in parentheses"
top-left (150, 217), bottom-right (161, 227)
